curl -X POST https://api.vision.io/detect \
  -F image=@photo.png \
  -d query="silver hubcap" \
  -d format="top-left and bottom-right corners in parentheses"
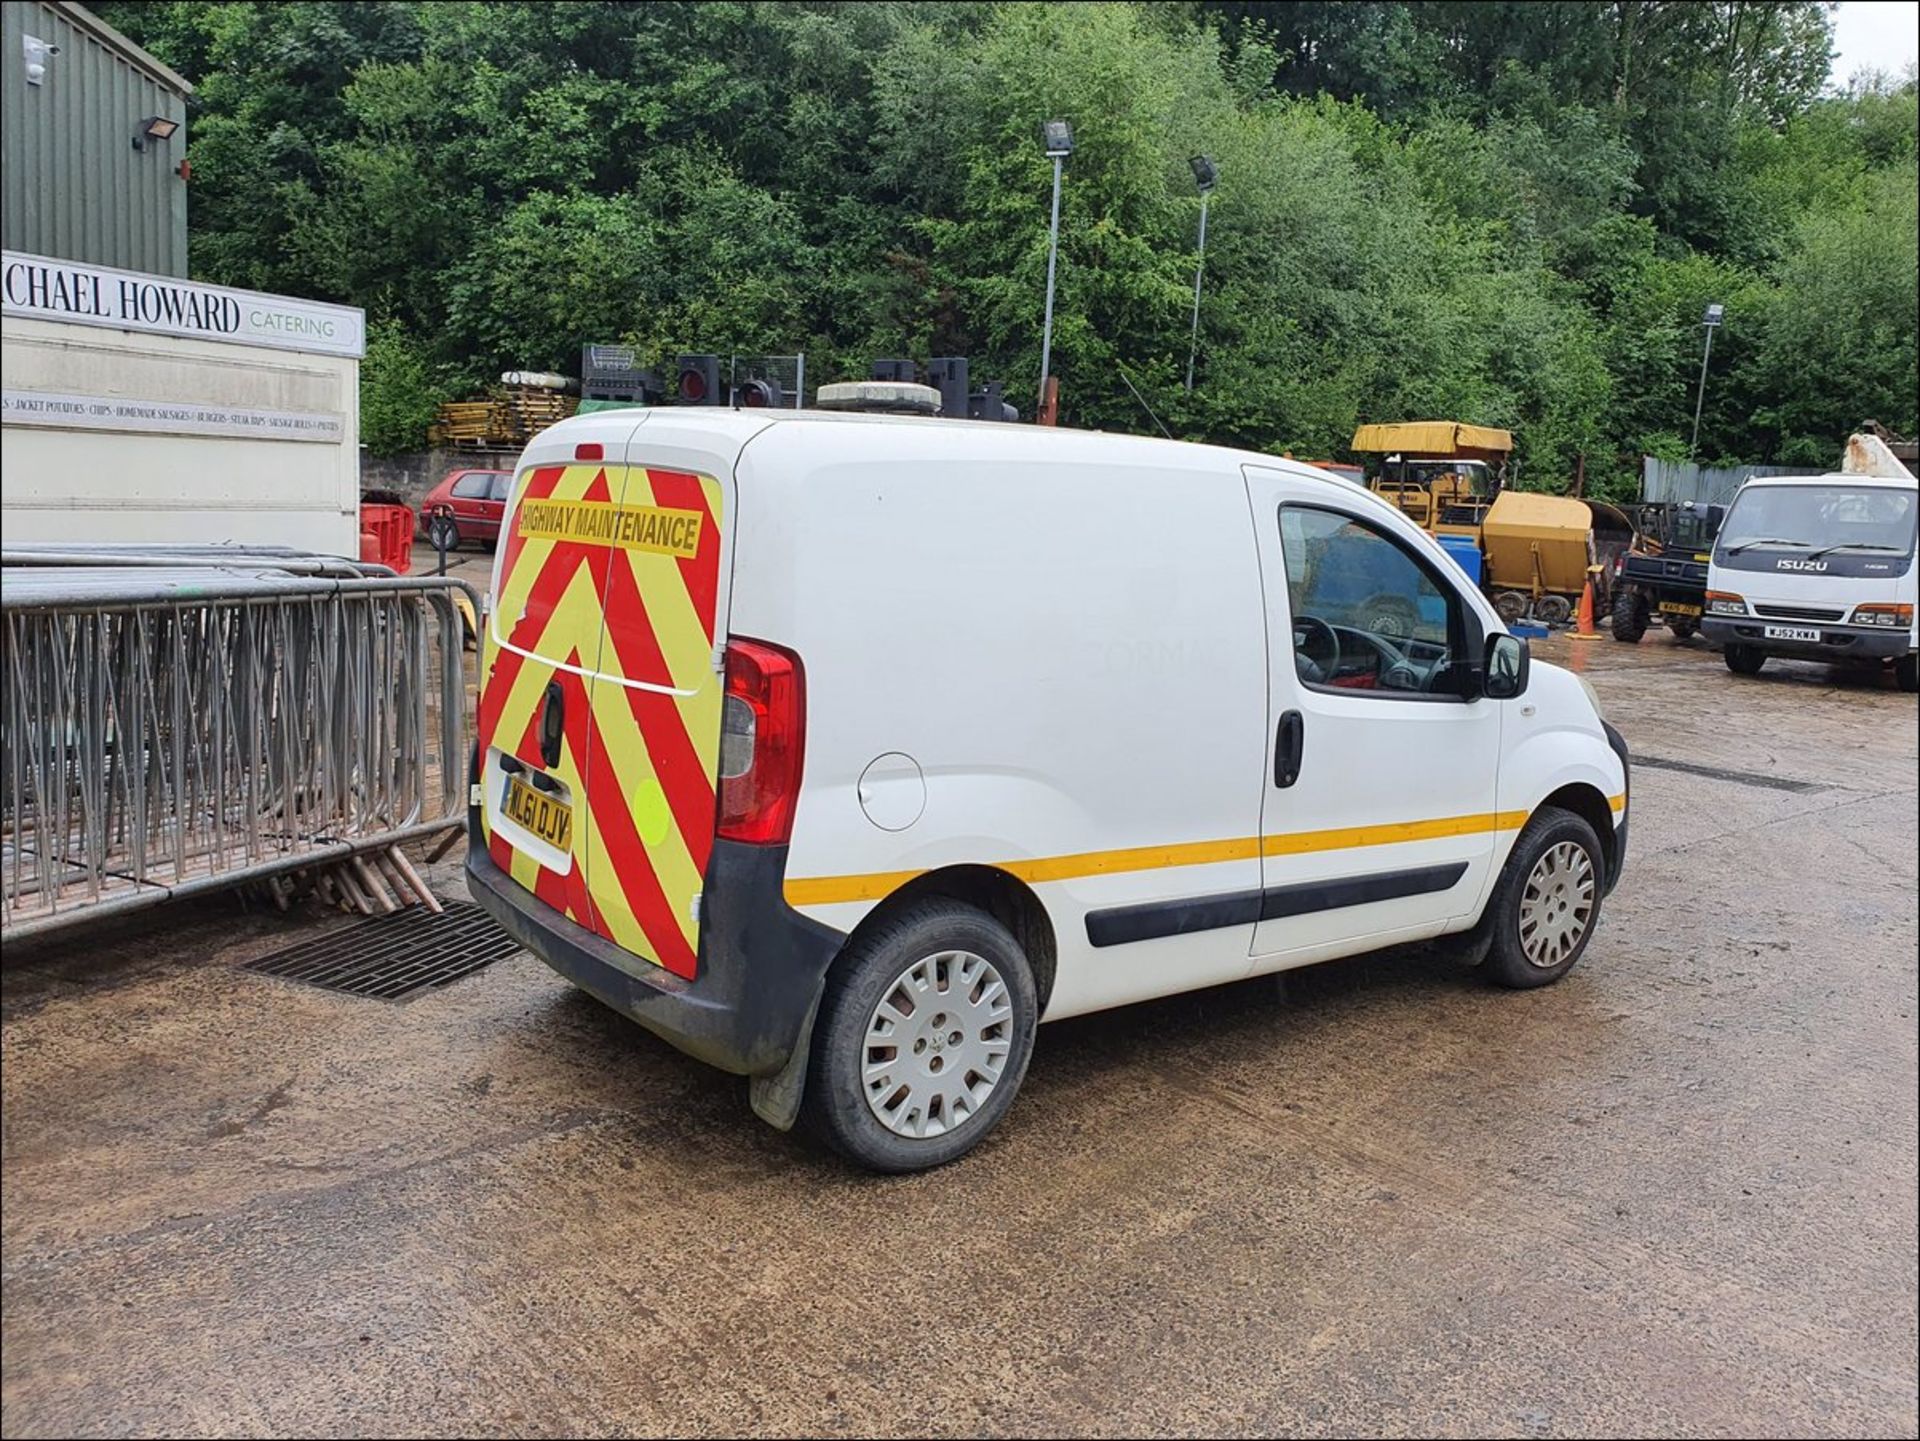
top-left (862, 950), bottom-right (1012, 1139)
top-left (1519, 840), bottom-right (1595, 968)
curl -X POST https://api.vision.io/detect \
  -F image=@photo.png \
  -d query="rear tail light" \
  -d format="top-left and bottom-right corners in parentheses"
top-left (717, 637), bottom-right (805, 844)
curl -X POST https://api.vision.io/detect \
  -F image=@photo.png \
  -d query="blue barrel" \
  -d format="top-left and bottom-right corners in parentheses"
top-left (1436, 532), bottom-right (1483, 587)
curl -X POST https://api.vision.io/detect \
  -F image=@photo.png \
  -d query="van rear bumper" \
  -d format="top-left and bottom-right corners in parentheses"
top-left (465, 812), bottom-right (846, 1078)
top-left (1703, 617), bottom-right (1912, 662)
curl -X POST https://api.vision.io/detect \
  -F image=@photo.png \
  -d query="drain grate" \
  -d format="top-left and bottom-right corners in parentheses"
top-left (244, 902), bottom-right (523, 999)
top-left (1632, 754), bottom-right (1824, 793)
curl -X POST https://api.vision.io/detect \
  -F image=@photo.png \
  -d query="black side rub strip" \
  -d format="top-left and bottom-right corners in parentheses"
top-left (1084, 862), bottom-right (1470, 948)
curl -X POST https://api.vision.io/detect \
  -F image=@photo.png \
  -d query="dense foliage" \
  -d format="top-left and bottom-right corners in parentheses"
top-left (100, 0), bottom-right (1917, 486)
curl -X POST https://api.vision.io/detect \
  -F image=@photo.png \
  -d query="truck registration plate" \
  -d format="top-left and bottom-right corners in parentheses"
top-left (1762, 625), bottom-right (1822, 643)
top-left (505, 773), bottom-right (572, 849)
top-left (1659, 601), bottom-right (1703, 618)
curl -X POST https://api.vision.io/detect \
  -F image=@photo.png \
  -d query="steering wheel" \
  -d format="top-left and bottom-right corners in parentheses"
top-left (1293, 614), bottom-right (1341, 684)
top-left (1347, 628), bottom-right (1425, 691)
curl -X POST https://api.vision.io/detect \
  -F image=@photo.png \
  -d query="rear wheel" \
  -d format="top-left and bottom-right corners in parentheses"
top-left (428, 515), bottom-right (461, 553)
top-left (801, 899), bottom-right (1038, 1172)
top-left (1897, 652), bottom-right (1919, 693)
top-left (1479, 807), bottom-right (1606, 989)
top-left (1534, 594), bottom-right (1572, 627)
top-left (1610, 589), bottom-right (1648, 642)
top-left (1724, 644), bottom-right (1767, 676)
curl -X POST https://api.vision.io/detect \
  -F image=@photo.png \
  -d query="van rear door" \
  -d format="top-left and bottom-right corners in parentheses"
top-left (477, 421), bottom-right (649, 940)
top-left (575, 456), bottom-right (731, 980)
top-left (476, 415), bottom-right (741, 982)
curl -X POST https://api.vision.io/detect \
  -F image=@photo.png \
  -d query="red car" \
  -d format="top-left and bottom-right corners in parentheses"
top-left (422, 468), bottom-right (512, 551)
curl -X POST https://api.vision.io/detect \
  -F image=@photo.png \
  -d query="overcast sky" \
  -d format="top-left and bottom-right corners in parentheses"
top-left (1829, 1), bottom-right (1920, 86)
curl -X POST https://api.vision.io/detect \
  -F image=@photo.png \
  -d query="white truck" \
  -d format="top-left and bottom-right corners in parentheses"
top-left (1704, 433), bottom-right (1919, 692)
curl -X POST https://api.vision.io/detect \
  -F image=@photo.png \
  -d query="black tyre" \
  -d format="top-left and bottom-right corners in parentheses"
top-left (428, 515), bottom-right (461, 553)
top-left (1666, 615), bottom-right (1699, 640)
top-left (800, 899), bottom-right (1038, 1172)
top-left (1724, 644), bottom-right (1766, 676)
top-left (1478, 807), bottom-right (1606, 990)
top-left (1610, 589), bottom-right (1647, 642)
top-left (1493, 590), bottom-right (1531, 624)
top-left (1361, 594), bottom-right (1418, 642)
top-left (1534, 594), bottom-right (1573, 627)
top-left (1897, 652), bottom-right (1919, 693)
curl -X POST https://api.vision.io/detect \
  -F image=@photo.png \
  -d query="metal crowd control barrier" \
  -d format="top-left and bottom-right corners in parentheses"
top-left (2, 557), bottom-right (477, 941)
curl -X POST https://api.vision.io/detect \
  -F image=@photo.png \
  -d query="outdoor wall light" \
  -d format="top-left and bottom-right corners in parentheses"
top-left (132, 115), bottom-right (179, 151)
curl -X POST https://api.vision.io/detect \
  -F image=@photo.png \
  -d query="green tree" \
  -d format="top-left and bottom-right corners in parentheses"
top-left (97, 0), bottom-right (1908, 487)
top-left (359, 319), bottom-right (450, 455)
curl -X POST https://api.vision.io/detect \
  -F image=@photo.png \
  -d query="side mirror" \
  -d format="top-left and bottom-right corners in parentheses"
top-left (1483, 632), bottom-right (1530, 700)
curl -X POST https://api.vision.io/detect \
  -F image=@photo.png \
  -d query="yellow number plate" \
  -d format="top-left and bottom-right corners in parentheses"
top-left (1659, 601), bottom-right (1703, 618)
top-left (505, 773), bottom-right (572, 850)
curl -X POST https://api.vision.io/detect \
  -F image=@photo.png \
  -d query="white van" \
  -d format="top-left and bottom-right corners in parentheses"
top-left (1704, 470), bottom-right (1919, 691)
top-left (466, 410), bottom-right (1629, 1170)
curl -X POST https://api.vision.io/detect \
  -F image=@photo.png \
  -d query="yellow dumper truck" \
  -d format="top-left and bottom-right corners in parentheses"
top-left (1351, 421), bottom-right (1632, 624)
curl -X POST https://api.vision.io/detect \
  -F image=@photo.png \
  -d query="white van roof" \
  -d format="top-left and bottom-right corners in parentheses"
top-left (539, 405), bottom-right (1395, 508)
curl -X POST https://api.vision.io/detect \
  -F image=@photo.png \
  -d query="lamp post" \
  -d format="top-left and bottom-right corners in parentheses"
top-left (1038, 120), bottom-right (1072, 412)
top-left (1185, 154), bottom-right (1218, 393)
top-left (1689, 301), bottom-right (1724, 459)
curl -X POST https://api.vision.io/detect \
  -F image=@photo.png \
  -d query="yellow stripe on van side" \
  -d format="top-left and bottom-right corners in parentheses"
top-left (780, 802), bottom-right (1627, 910)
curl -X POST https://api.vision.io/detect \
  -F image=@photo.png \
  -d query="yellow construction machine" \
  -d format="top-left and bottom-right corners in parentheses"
top-left (1351, 421), bottom-right (1633, 624)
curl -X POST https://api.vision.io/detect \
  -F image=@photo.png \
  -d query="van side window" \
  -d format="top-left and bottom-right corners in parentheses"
top-left (450, 472), bottom-right (493, 499)
top-left (1277, 506), bottom-right (1461, 697)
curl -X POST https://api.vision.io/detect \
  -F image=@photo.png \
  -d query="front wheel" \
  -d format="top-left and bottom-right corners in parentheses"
top-left (428, 515), bottom-right (461, 554)
top-left (1666, 615), bottom-right (1699, 640)
top-left (1725, 644), bottom-right (1767, 676)
top-left (1478, 807), bottom-right (1606, 989)
top-left (801, 899), bottom-right (1038, 1172)
top-left (1493, 590), bottom-right (1531, 624)
top-left (1611, 589), bottom-right (1648, 642)
top-left (1897, 652), bottom-right (1919, 693)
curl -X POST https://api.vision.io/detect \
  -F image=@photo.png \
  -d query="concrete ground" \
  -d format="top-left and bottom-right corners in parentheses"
top-left (3, 628), bottom-right (1916, 1438)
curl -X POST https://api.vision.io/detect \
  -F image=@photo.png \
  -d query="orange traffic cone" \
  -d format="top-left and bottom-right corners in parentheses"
top-left (1571, 572), bottom-right (1601, 640)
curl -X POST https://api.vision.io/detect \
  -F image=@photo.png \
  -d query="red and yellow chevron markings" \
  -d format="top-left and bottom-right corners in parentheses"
top-left (479, 461), bottom-right (725, 981)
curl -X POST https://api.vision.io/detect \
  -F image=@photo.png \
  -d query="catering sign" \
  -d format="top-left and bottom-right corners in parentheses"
top-left (2, 250), bottom-right (364, 359)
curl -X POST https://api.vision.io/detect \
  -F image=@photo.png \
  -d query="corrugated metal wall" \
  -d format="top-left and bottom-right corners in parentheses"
top-left (2, 0), bottom-right (189, 277)
top-left (1641, 458), bottom-right (1800, 508)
